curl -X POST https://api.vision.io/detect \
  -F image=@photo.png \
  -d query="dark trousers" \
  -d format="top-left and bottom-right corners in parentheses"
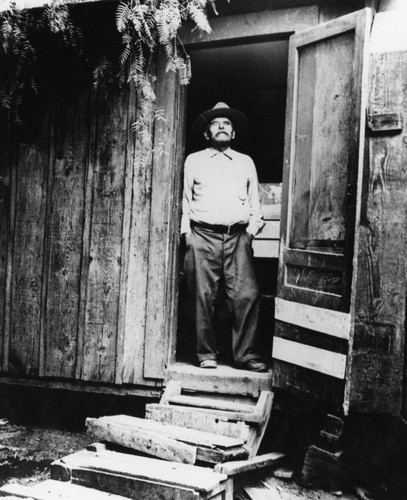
top-left (184, 226), bottom-right (261, 366)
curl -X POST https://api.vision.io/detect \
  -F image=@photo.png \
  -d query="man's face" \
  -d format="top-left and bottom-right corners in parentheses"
top-left (205, 117), bottom-right (235, 147)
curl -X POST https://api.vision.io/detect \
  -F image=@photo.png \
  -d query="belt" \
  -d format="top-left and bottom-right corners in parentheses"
top-left (191, 221), bottom-right (248, 235)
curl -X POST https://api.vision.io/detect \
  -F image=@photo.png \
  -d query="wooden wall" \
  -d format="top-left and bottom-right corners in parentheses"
top-left (345, 10), bottom-right (407, 416)
top-left (0, 42), bottom-right (183, 390)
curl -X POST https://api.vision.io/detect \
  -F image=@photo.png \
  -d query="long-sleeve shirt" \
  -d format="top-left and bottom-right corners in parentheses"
top-left (181, 147), bottom-right (264, 236)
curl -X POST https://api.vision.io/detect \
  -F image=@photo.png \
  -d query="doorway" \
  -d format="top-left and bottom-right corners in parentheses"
top-left (176, 37), bottom-right (289, 365)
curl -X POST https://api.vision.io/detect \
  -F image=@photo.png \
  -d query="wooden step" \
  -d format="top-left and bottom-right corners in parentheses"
top-left (147, 381), bottom-right (274, 459)
top-left (86, 415), bottom-right (248, 464)
top-left (165, 362), bottom-right (272, 397)
top-left (0, 479), bottom-right (129, 499)
top-left (145, 403), bottom-right (252, 440)
top-left (51, 449), bottom-right (233, 500)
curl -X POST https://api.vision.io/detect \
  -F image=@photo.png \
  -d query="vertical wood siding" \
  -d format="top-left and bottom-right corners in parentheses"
top-left (0, 60), bottom-right (182, 387)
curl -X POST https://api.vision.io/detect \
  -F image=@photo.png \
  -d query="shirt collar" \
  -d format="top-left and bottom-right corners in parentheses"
top-left (207, 147), bottom-right (234, 160)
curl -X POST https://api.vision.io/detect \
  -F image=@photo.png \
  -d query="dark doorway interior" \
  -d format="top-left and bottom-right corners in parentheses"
top-left (177, 38), bottom-right (289, 365)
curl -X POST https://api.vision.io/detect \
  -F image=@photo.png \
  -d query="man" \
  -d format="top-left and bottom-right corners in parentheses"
top-left (181, 102), bottom-right (267, 372)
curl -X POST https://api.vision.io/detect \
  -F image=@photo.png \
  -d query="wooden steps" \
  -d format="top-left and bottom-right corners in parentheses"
top-left (0, 375), bottom-right (277, 500)
top-left (86, 414), bottom-right (248, 464)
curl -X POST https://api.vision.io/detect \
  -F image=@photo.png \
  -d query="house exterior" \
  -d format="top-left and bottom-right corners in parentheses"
top-left (0, 0), bottom-right (406, 416)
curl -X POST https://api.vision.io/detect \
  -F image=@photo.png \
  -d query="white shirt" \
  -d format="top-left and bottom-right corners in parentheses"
top-left (181, 148), bottom-right (264, 236)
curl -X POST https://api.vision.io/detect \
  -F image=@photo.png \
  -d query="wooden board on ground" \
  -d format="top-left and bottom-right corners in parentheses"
top-left (0, 480), bottom-right (130, 500)
top-left (51, 449), bottom-right (232, 499)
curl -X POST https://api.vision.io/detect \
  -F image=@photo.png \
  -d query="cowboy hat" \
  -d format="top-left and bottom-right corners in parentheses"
top-left (192, 102), bottom-right (248, 137)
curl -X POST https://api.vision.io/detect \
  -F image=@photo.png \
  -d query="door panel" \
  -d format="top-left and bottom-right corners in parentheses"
top-left (273, 9), bottom-right (372, 408)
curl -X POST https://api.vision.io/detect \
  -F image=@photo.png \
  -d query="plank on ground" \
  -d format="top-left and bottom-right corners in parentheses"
top-left (94, 414), bottom-right (245, 448)
top-left (51, 449), bottom-right (227, 492)
top-left (0, 480), bottom-right (130, 500)
top-left (145, 404), bottom-right (251, 440)
top-left (86, 417), bottom-right (197, 464)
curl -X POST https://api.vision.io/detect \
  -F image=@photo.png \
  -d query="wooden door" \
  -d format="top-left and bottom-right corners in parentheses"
top-left (272, 9), bottom-right (372, 410)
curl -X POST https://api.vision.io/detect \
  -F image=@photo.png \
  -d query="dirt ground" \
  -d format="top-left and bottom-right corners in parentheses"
top-left (0, 385), bottom-right (403, 500)
top-left (0, 417), bottom-right (358, 500)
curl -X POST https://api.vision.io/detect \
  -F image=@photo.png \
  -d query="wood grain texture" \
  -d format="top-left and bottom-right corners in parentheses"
top-left (10, 104), bottom-right (51, 376)
top-left (86, 417), bottom-right (197, 464)
top-left (82, 87), bottom-right (129, 383)
top-left (274, 9), bottom-right (371, 405)
top-left (275, 298), bottom-right (351, 339)
top-left (119, 77), bottom-right (155, 385)
top-left (144, 55), bottom-right (181, 379)
top-left (145, 404), bottom-right (251, 440)
top-left (51, 449), bottom-right (227, 492)
top-left (95, 414), bottom-right (245, 448)
top-left (44, 93), bottom-right (89, 378)
top-left (347, 50), bottom-right (407, 415)
top-left (273, 338), bottom-right (347, 379)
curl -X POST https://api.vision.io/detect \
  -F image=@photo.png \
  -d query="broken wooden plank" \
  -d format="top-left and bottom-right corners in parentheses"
top-left (145, 404), bottom-right (251, 440)
top-left (51, 449), bottom-right (228, 493)
top-left (94, 415), bottom-right (245, 449)
top-left (86, 417), bottom-right (197, 464)
top-left (214, 452), bottom-right (286, 476)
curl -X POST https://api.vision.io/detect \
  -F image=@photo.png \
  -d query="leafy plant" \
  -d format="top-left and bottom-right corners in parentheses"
top-left (0, 1), bottom-right (83, 122)
top-left (0, 0), bottom-right (219, 137)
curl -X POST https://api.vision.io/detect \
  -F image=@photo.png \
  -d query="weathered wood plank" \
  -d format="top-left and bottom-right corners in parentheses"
top-left (272, 338), bottom-right (347, 379)
top-left (167, 395), bottom-right (256, 414)
top-left (43, 93), bottom-right (89, 378)
top-left (214, 452), bottom-right (286, 476)
top-left (51, 449), bottom-right (227, 492)
top-left (144, 56), bottom-right (180, 379)
top-left (86, 417), bottom-right (197, 464)
top-left (82, 87), bottom-right (129, 383)
top-left (246, 391), bottom-right (274, 458)
top-left (145, 404), bottom-right (251, 441)
top-left (72, 469), bottom-right (198, 500)
top-left (96, 414), bottom-right (245, 448)
top-left (10, 105), bottom-right (51, 376)
top-left (275, 298), bottom-right (351, 339)
top-left (347, 46), bottom-right (407, 415)
top-left (151, 403), bottom-right (264, 424)
top-left (0, 480), bottom-right (130, 500)
top-left (165, 363), bottom-right (272, 397)
top-left (180, 7), bottom-right (318, 46)
top-left (119, 74), bottom-right (155, 385)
